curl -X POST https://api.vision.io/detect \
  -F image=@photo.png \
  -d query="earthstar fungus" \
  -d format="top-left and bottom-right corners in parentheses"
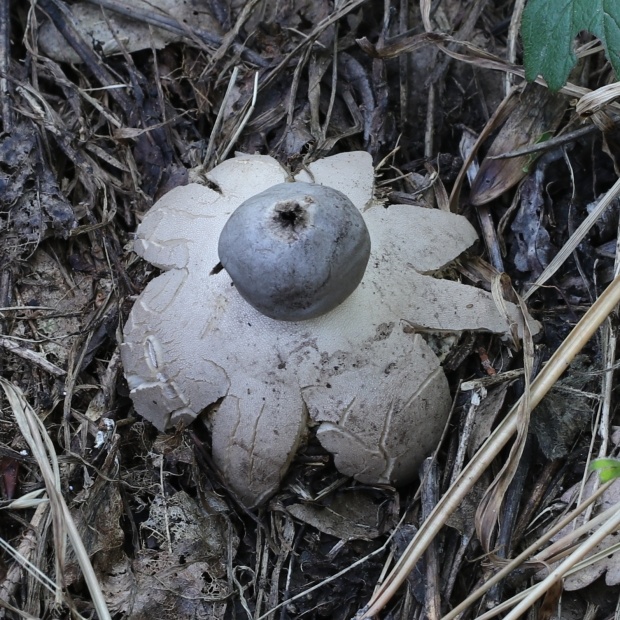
top-left (122, 152), bottom-right (532, 507)
top-left (218, 181), bottom-right (371, 320)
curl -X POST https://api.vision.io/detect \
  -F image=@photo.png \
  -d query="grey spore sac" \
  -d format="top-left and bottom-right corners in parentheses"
top-left (217, 181), bottom-right (371, 321)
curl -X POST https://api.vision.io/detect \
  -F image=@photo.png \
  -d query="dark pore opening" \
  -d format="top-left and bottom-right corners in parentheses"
top-left (274, 200), bottom-right (307, 230)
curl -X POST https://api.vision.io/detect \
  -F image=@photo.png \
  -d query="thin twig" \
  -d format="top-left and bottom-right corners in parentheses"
top-left (357, 273), bottom-right (620, 619)
top-left (218, 72), bottom-right (258, 163)
top-left (204, 66), bottom-right (239, 169)
top-left (0, 336), bottom-right (66, 377)
top-left (488, 124), bottom-right (597, 160)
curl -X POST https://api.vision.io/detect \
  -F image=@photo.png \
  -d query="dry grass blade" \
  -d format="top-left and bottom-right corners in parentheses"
top-left (502, 503), bottom-right (620, 619)
top-left (475, 287), bottom-right (534, 552)
top-left (524, 176), bottom-right (620, 300)
top-left (357, 273), bottom-right (620, 619)
top-left (203, 66), bottom-right (239, 169)
top-left (420, 0), bottom-right (432, 32)
top-left (535, 493), bottom-right (618, 565)
top-left (505, 0), bottom-right (525, 93)
top-left (426, 33), bottom-right (596, 100)
top-left (0, 379), bottom-right (112, 620)
top-left (218, 72), bottom-right (259, 164)
top-left (5, 487), bottom-right (47, 509)
top-left (0, 598), bottom-right (39, 620)
top-left (470, 498), bottom-right (620, 620)
top-left (1, 380), bottom-right (65, 601)
top-left (0, 501), bottom-right (50, 607)
top-left (0, 520), bottom-right (57, 594)
top-left (576, 81), bottom-right (620, 116)
top-left (441, 480), bottom-right (615, 620)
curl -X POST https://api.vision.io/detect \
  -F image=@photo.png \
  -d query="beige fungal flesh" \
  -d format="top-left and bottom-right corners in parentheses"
top-left (122, 151), bottom-right (537, 506)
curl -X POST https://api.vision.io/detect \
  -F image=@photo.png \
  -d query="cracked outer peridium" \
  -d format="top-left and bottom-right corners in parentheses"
top-left (122, 151), bottom-right (528, 506)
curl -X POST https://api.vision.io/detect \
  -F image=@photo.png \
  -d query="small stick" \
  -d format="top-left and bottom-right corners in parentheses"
top-left (488, 124), bottom-right (597, 160)
top-left (203, 66), bottom-right (239, 169)
top-left (420, 459), bottom-right (441, 620)
top-left (357, 272), bottom-right (620, 618)
top-left (0, 336), bottom-right (66, 377)
top-left (218, 72), bottom-right (258, 163)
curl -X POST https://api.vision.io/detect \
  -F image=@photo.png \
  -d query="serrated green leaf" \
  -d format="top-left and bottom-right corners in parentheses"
top-left (522, 0), bottom-right (620, 91)
top-left (590, 457), bottom-right (620, 482)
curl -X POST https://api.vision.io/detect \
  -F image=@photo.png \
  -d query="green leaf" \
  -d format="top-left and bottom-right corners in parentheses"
top-left (522, 0), bottom-right (620, 91)
top-left (590, 458), bottom-right (620, 482)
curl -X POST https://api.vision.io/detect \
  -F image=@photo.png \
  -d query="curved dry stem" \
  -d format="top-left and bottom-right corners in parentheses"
top-left (357, 272), bottom-right (620, 619)
top-left (0, 379), bottom-right (112, 620)
top-left (441, 481), bottom-right (613, 620)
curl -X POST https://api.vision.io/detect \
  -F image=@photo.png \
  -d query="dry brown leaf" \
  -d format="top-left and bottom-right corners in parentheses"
top-left (286, 491), bottom-right (392, 541)
top-left (130, 490), bottom-right (236, 619)
top-left (470, 84), bottom-right (567, 206)
top-left (38, 0), bottom-right (222, 63)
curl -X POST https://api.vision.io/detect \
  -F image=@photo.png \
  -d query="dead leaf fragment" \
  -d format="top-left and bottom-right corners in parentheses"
top-left (286, 491), bottom-right (390, 540)
top-left (510, 166), bottom-right (556, 278)
top-left (471, 84), bottom-right (566, 206)
top-left (531, 357), bottom-right (594, 460)
top-left (39, 0), bottom-right (222, 63)
top-left (131, 490), bottom-right (236, 618)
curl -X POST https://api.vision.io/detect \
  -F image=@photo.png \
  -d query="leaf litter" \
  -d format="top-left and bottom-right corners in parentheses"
top-left (1, 1), bottom-right (620, 619)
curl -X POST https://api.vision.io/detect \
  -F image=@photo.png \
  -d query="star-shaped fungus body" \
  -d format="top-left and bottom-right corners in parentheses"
top-left (122, 152), bottom-right (531, 506)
